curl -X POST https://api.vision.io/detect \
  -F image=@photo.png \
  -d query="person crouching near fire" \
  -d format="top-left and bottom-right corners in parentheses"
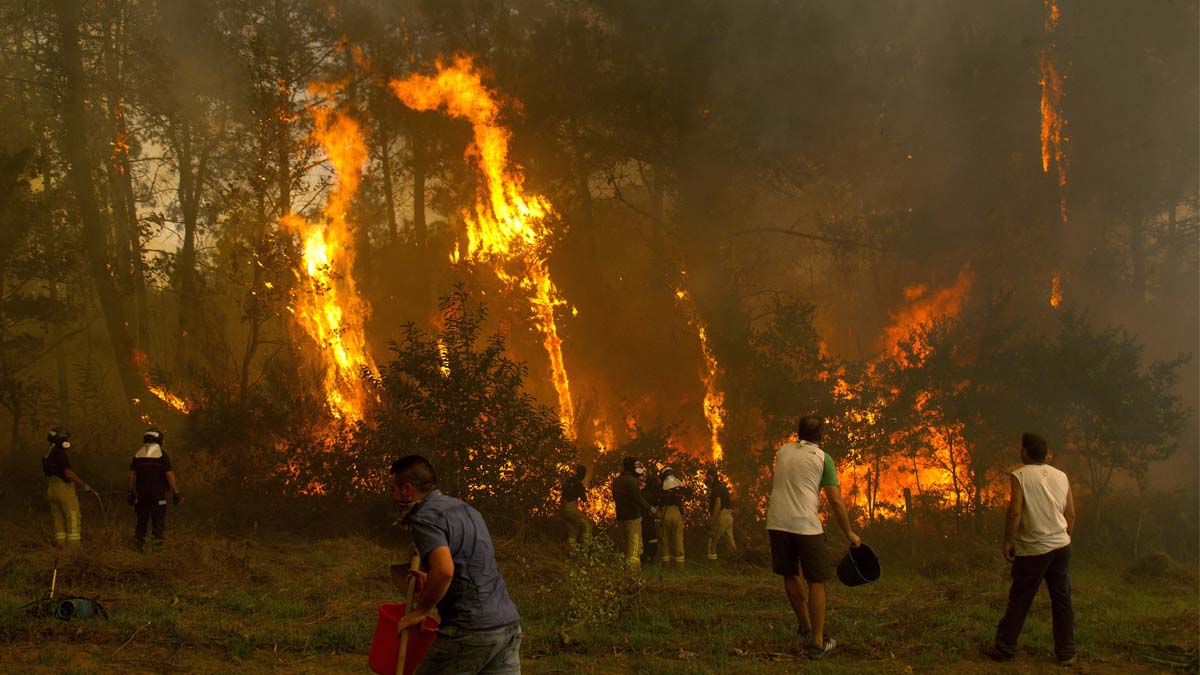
top-left (981, 432), bottom-right (1076, 666)
top-left (390, 455), bottom-right (523, 675)
top-left (766, 415), bottom-right (860, 660)
top-left (560, 464), bottom-right (592, 547)
top-left (612, 456), bottom-right (656, 571)
top-left (128, 428), bottom-right (182, 551)
top-left (42, 427), bottom-right (95, 550)
top-left (657, 467), bottom-right (691, 567)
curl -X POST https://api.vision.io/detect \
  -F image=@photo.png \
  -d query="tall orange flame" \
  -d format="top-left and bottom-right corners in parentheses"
top-left (674, 282), bottom-right (726, 461)
top-left (282, 104), bottom-right (376, 422)
top-left (389, 57), bottom-right (576, 436)
top-left (1040, 0), bottom-right (1070, 305)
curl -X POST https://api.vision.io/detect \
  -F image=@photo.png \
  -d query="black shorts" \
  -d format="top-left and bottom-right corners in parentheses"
top-left (768, 530), bottom-right (830, 582)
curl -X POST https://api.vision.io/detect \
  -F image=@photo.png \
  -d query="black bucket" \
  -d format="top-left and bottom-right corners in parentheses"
top-left (836, 543), bottom-right (881, 587)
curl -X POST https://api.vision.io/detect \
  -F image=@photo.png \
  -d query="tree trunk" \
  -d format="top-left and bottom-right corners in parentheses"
top-left (48, 281), bottom-right (70, 424)
top-left (54, 0), bottom-right (145, 412)
top-left (379, 126), bottom-right (398, 240)
top-left (274, 0), bottom-right (292, 218)
top-left (410, 124), bottom-right (427, 245)
top-left (1129, 214), bottom-right (1147, 304)
top-left (174, 125), bottom-right (207, 375)
top-left (101, 0), bottom-right (149, 349)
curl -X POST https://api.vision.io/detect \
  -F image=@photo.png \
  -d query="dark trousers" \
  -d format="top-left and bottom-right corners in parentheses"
top-left (995, 544), bottom-right (1075, 660)
top-left (135, 500), bottom-right (166, 548)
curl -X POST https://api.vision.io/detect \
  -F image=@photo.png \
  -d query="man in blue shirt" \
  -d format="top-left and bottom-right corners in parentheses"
top-left (390, 455), bottom-right (522, 675)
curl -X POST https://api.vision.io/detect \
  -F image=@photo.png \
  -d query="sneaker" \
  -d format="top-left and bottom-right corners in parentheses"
top-left (808, 637), bottom-right (836, 659)
top-left (1057, 655), bottom-right (1077, 666)
top-left (797, 627), bottom-right (812, 643)
top-left (979, 643), bottom-right (1015, 662)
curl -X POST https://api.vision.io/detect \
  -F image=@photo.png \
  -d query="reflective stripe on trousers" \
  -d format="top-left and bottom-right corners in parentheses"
top-left (707, 510), bottom-right (735, 559)
top-left (660, 505), bottom-right (685, 564)
top-left (47, 480), bottom-right (80, 544)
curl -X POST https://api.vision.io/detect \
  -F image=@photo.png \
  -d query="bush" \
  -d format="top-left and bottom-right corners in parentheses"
top-left (558, 534), bottom-right (642, 640)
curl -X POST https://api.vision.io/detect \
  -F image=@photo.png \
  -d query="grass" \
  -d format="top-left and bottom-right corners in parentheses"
top-left (0, 518), bottom-right (1195, 674)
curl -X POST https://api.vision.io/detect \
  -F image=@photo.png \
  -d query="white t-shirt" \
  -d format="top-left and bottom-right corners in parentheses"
top-left (1012, 463), bottom-right (1071, 556)
top-left (766, 441), bottom-right (839, 535)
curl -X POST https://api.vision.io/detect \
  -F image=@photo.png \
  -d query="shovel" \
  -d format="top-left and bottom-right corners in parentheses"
top-left (390, 551), bottom-right (422, 675)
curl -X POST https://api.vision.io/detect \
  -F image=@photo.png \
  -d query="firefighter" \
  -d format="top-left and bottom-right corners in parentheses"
top-left (560, 464), bottom-right (592, 547)
top-left (127, 428), bottom-right (182, 551)
top-left (705, 468), bottom-right (737, 561)
top-left (657, 467), bottom-right (691, 566)
top-left (641, 462), bottom-right (662, 564)
top-left (612, 457), bottom-right (656, 571)
top-left (42, 427), bottom-right (94, 549)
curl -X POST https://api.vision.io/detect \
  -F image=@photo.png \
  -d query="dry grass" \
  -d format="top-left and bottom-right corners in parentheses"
top-left (0, 517), bottom-right (1196, 674)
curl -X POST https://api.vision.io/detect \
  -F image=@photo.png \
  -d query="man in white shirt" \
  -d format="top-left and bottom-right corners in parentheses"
top-left (766, 416), bottom-right (860, 659)
top-left (983, 432), bottom-right (1076, 665)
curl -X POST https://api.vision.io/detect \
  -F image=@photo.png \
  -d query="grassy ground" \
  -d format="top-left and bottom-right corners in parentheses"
top-left (0, 518), bottom-right (1195, 674)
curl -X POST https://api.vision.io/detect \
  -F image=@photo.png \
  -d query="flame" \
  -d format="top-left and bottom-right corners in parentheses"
top-left (281, 104), bottom-right (376, 422)
top-left (879, 266), bottom-right (973, 368)
top-left (674, 282), bottom-right (726, 461)
top-left (131, 349), bottom-right (190, 414)
top-left (389, 57), bottom-right (576, 435)
top-left (1039, 11), bottom-right (1067, 188)
top-left (1050, 274), bottom-right (1063, 308)
top-left (832, 265), bottom-right (984, 516)
top-left (436, 338), bottom-right (451, 378)
top-left (146, 384), bottom-right (190, 414)
top-left (592, 417), bottom-right (615, 453)
top-left (1040, 0), bottom-right (1071, 307)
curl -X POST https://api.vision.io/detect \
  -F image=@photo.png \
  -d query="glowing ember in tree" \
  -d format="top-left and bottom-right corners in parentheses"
top-left (282, 105), bottom-right (376, 422)
top-left (389, 57), bottom-right (576, 436)
top-left (1050, 274), bottom-right (1063, 308)
top-left (674, 282), bottom-right (726, 462)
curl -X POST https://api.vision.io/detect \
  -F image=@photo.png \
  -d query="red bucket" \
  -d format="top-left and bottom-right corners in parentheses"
top-left (368, 603), bottom-right (440, 675)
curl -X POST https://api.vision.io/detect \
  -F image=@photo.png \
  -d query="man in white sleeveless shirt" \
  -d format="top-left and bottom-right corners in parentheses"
top-left (984, 432), bottom-right (1076, 664)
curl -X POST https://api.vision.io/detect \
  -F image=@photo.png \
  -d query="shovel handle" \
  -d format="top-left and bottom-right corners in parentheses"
top-left (396, 551), bottom-right (421, 675)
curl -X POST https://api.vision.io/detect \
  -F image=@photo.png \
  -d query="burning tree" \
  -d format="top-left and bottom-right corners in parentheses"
top-left (370, 286), bottom-right (575, 520)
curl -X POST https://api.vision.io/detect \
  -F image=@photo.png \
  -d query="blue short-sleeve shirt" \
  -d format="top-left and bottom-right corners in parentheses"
top-left (409, 490), bottom-right (520, 631)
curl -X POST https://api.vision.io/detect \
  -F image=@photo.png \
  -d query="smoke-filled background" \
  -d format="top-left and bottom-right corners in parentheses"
top-left (0, 0), bottom-right (1196, 542)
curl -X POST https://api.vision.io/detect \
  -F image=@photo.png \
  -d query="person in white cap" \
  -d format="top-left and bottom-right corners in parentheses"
top-left (657, 467), bottom-right (691, 567)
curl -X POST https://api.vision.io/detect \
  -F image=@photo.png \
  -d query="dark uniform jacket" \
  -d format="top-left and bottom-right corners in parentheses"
top-left (131, 450), bottom-right (172, 501)
top-left (612, 471), bottom-right (653, 521)
top-left (561, 476), bottom-right (587, 504)
top-left (709, 480), bottom-right (733, 514)
top-left (42, 447), bottom-right (71, 483)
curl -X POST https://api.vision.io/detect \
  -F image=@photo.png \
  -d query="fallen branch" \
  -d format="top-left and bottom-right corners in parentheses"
top-left (113, 620), bottom-right (152, 654)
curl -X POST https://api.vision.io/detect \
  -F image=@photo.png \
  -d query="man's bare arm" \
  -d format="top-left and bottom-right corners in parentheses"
top-left (1003, 475), bottom-right (1023, 561)
top-left (1064, 484), bottom-right (1076, 536)
top-left (411, 546), bottom-right (454, 617)
top-left (822, 484), bottom-right (861, 547)
top-left (64, 468), bottom-right (89, 491)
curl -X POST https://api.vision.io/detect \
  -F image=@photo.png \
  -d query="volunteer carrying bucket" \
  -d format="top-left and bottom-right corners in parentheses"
top-left (368, 603), bottom-right (440, 675)
top-left (836, 543), bottom-right (881, 587)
